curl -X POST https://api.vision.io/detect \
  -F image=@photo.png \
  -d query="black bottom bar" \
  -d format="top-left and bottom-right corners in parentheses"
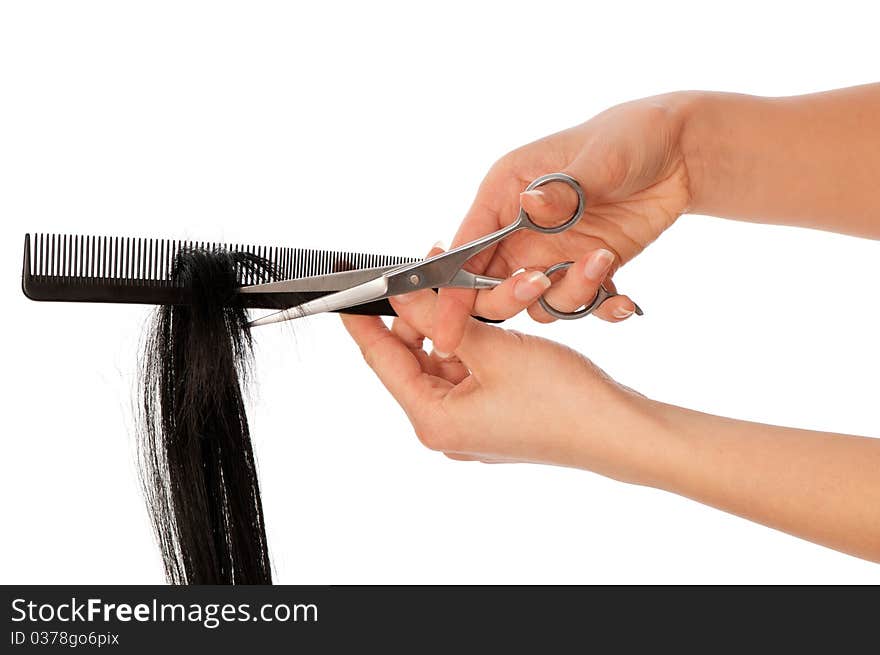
top-left (1, 585), bottom-right (874, 652)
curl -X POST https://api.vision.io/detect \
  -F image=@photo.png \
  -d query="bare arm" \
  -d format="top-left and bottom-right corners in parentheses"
top-left (682, 84), bottom-right (880, 238)
top-left (344, 282), bottom-right (880, 563)
top-left (665, 86), bottom-right (880, 557)
top-left (634, 401), bottom-right (880, 562)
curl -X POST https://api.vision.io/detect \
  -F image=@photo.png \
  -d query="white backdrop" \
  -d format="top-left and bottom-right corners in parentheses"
top-left (1, 1), bottom-right (878, 584)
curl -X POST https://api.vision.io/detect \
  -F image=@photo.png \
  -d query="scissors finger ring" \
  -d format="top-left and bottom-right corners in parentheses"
top-left (537, 261), bottom-right (640, 320)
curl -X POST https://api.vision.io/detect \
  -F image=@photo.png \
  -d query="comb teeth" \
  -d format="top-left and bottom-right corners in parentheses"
top-left (24, 233), bottom-right (417, 286)
top-left (22, 233), bottom-right (419, 311)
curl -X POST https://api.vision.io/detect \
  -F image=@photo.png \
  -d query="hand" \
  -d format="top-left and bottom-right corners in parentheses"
top-left (341, 262), bottom-right (655, 484)
top-left (433, 93), bottom-right (694, 355)
top-left (343, 271), bottom-right (880, 563)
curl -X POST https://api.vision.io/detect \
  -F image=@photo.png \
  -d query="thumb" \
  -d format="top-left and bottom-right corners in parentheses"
top-left (566, 139), bottom-right (647, 203)
top-left (519, 157), bottom-right (628, 223)
top-left (519, 179), bottom-right (580, 228)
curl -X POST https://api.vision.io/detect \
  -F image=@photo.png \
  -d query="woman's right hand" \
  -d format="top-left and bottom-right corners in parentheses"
top-left (433, 92), bottom-right (697, 356)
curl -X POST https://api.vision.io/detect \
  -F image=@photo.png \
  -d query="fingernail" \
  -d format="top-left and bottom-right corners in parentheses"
top-left (393, 292), bottom-right (414, 304)
top-left (433, 349), bottom-right (453, 359)
top-left (520, 189), bottom-right (547, 205)
top-left (514, 271), bottom-right (551, 302)
top-left (613, 306), bottom-right (634, 319)
top-left (431, 240), bottom-right (446, 251)
top-left (584, 249), bottom-right (614, 280)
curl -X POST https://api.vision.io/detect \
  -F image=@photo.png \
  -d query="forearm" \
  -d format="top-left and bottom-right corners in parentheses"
top-left (631, 400), bottom-right (880, 562)
top-left (679, 84), bottom-right (880, 238)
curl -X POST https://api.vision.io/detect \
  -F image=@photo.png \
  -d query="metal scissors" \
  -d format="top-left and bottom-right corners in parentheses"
top-left (244, 172), bottom-right (641, 327)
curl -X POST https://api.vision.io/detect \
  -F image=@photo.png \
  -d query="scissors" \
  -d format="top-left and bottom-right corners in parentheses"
top-left (244, 172), bottom-right (641, 327)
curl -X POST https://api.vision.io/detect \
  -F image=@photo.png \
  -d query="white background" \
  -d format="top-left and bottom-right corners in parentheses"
top-left (1, 1), bottom-right (878, 584)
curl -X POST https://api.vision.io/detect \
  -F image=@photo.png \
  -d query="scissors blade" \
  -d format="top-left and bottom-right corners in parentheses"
top-left (239, 264), bottom-right (401, 294)
top-left (247, 245), bottom-right (505, 327)
top-left (248, 275), bottom-right (390, 327)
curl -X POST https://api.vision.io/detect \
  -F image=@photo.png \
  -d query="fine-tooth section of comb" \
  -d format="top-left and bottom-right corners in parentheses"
top-left (22, 233), bottom-right (419, 314)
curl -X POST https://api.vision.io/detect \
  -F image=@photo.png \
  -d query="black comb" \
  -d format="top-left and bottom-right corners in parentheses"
top-left (21, 233), bottom-right (420, 316)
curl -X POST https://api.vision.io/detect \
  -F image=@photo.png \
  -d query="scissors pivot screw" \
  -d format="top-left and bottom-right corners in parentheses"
top-left (409, 274), bottom-right (420, 285)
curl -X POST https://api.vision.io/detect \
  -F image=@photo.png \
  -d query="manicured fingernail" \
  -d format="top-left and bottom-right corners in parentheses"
top-left (584, 249), bottom-right (614, 280)
top-left (433, 349), bottom-right (453, 359)
top-left (431, 240), bottom-right (446, 251)
top-left (514, 271), bottom-right (552, 302)
top-left (613, 306), bottom-right (634, 319)
top-left (520, 189), bottom-right (547, 205)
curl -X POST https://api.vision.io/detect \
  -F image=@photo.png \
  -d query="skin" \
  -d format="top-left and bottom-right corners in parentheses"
top-left (341, 84), bottom-right (880, 562)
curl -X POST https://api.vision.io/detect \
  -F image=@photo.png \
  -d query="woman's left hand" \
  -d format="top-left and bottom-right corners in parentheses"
top-left (342, 246), bottom-right (880, 563)
top-left (340, 248), bottom-right (658, 483)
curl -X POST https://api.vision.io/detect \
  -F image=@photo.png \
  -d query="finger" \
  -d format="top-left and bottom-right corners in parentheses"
top-left (449, 164), bottom-right (518, 250)
top-left (392, 239), bottom-right (441, 358)
top-left (434, 287), bottom-right (476, 357)
top-left (444, 452), bottom-right (520, 464)
top-left (574, 276), bottom-right (640, 322)
top-left (527, 248), bottom-right (615, 324)
top-left (389, 288), bottom-right (445, 348)
top-left (430, 351), bottom-right (471, 385)
top-left (391, 306), bottom-right (471, 382)
top-left (519, 179), bottom-right (579, 230)
top-left (444, 453), bottom-right (478, 462)
top-left (425, 242), bottom-right (446, 259)
top-left (390, 284), bottom-right (500, 375)
top-left (390, 315), bottom-right (440, 375)
top-left (340, 313), bottom-right (450, 419)
top-left (472, 269), bottom-right (551, 320)
top-left (420, 238), bottom-right (474, 357)
top-left (390, 315), bottom-right (426, 351)
top-left (592, 294), bottom-right (639, 322)
top-left (435, 167), bottom-right (522, 355)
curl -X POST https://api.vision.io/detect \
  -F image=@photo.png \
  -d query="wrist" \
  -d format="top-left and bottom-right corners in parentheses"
top-left (670, 90), bottom-right (719, 215)
top-left (568, 383), bottom-right (684, 488)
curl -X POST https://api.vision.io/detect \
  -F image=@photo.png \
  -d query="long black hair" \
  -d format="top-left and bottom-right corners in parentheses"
top-left (138, 248), bottom-right (274, 584)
